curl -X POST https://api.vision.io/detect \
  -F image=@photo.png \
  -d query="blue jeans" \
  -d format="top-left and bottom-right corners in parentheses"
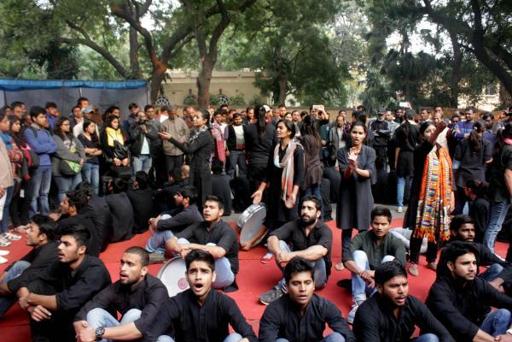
top-left (480, 263), bottom-right (505, 282)
top-left (81, 163), bottom-right (100, 195)
top-left (480, 308), bottom-right (512, 336)
top-left (133, 155), bottom-right (152, 174)
top-left (352, 250), bottom-right (395, 302)
top-left (484, 201), bottom-right (510, 253)
top-left (87, 308), bottom-right (171, 342)
top-left (0, 186), bottom-right (14, 234)
top-left (276, 332), bottom-right (345, 342)
top-left (227, 150), bottom-right (247, 178)
top-left (28, 165), bottom-right (52, 217)
top-left (145, 230), bottom-right (174, 254)
top-left (176, 238), bottom-right (235, 289)
top-left (163, 333), bottom-right (243, 342)
top-left (54, 174), bottom-right (83, 202)
top-left (414, 334), bottom-right (439, 342)
top-left (397, 176), bottom-right (411, 207)
top-left (275, 240), bottom-right (327, 290)
top-left (0, 260), bottom-right (30, 317)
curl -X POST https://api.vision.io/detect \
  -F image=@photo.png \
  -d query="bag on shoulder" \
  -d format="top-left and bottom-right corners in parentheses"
top-left (59, 159), bottom-right (81, 176)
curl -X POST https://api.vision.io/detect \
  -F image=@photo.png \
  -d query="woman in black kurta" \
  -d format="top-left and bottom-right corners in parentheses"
top-left (160, 109), bottom-right (214, 207)
top-left (335, 122), bottom-right (376, 270)
top-left (252, 119), bottom-right (305, 232)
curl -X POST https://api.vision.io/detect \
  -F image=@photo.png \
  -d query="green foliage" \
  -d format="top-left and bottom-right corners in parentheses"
top-left (229, 94), bottom-right (246, 106)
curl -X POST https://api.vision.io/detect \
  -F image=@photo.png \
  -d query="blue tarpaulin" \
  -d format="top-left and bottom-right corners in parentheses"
top-left (0, 79), bottom-right (147, 91)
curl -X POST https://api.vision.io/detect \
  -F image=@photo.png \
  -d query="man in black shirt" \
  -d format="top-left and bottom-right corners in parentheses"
top-left (449, 215), bottom-right (511, 289)
top-left (74, 247), bottom-right (169, 342)
top-left (0, 215), bottom-right (58, 318)
top-left (353, 261), bottom-right (454, 342)
top-left (16, 224), bottom-right (111, 341)
top-left (259, 196), bottom-right (332, 305)
top-left (167, 195), bottom-right (238, 290)
top-left (427, 241), bottom-right (512, 341)
top-left (145, 249), bottom-right (257, 342)
top-left (259, 257), bottom-right (355, 342)
top-left (145, 186), bottom-right (202, 259)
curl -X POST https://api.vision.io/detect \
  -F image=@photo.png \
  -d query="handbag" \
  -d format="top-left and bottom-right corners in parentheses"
top-left (59, 159), bottom-right (81, 176)
top-left (113, 140), bottom-right (129, 160)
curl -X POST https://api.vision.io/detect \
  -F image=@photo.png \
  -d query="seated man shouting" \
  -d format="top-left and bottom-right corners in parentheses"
top-left (146, 249), bottom-right (257, 342)
top-left (343, 206), bottom-right (406, 323)
top-left (74, 247), bottom-right (168, 342)
top-left (259, 257), bottom-right (355, 342)
top-left (259, 196), bottom-right (332, 305)
top-left (166, 195), bottom-right (239, 291)
top-left (353, 261), bottom-right (454, 342)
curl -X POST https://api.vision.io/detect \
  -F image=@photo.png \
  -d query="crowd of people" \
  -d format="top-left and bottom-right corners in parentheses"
top-left (1, 98), bottom-right (512, 341)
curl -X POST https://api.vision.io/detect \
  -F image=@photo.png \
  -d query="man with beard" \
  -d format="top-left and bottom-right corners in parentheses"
top-left (259, 196), bottom-right (332, 305)
top-left (353, 261), bottom-right (454, 341)
top-left (259, 257), bottom-right (355, 342)
top-left (144, 250), bottom-right (257, 342)
top-left (73, 247), bottom-right (168, 342)
top-left (16, 224), bottom-right (111, 341)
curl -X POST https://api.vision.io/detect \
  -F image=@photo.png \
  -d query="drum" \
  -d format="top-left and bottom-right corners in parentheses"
top-left (157, 257), bottom-right (189, 297)
top-left (237, 203), bottom-right (267, 247)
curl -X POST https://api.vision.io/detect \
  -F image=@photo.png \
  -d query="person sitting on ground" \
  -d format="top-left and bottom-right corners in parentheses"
top-left (145, 249), bottom-right (257, 342)
top-left (145, 186), bottom-right (202, 260)
top-left (105, 177), bottom-right (135, 242)
top-left (463, 179), bottom-right (490, 242)
top-left (166, 195), bottom-right (239, 291)
top-left (426, 241), bottom-right (512, 341)
top-left (16, 224), bottom-right (111, 341)
top-left (343, 206), bottom-right (407, 323)
top-left (259, 257), bottom-right (355, 342)
top-left (0, 215), bottom-right (58, 318)
top-left (353, 261), bottom-right (454, 342)
top-left (126, 171), bottom-right (155, 234)
top-left (258, 196), bottom-right (332, 305)
top-left (211, 158), bottom-right (233, 216)
top-left (448, 215), bottom-right (511, 290)
top-left (74, 247), bottom-right (169, 342)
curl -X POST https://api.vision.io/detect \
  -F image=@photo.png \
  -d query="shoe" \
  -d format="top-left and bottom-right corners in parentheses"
top-left (347, 300), bottom-right (365, 324)
top-left (0, 256), bottom-right (7, 264)
top-left (407, 263), bottom-right (419, 277)
top-left (0, 250), bottom-right (9, 256)
top-left (259, 287), bottom-right (285, 305)
top-left (148, 252), bottom-right (166, 264)
top-left (426, 262), bottom-right (437, 271)
top-left (4, 232), bottom-right (21, 241)
top-left (397, 206), bottom-right (403, 213)
top-left (260, 252), bottom-right (274, 264)
top-left (0, 238), bottom-right (11, 247)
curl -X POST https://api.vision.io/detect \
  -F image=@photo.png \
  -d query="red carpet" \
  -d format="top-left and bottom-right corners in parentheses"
top-left (0, 218), bottom-right (508, 341)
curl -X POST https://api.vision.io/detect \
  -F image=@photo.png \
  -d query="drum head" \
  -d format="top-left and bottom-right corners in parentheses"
top-left (240, 204), bottom-right (266, 245)
top-left (157, 257), bottom-right (189, 297)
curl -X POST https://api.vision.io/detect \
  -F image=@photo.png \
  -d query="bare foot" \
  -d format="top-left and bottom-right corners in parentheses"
top-left (334, 262), bottom-right (345, 271)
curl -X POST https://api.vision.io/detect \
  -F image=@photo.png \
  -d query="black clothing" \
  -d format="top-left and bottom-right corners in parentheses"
top-left (78, 133), bottom-right (100, 164)
top-left (146, 289), bottom-right (257, 342)
top-left (7, 241), bottom-right (59, 293)
top-left (488, 144), bottom-right (512, 203)
top-left (128, 122), bottom-right (159, 157)
top-left (426, 275), bottom-right (512, 341)
top-left (226, 124), bottom-right (246, 151)
top-left (156, 204), bottom-right (203, 233)
top-left (353, 294), bottom-right (454, 342)
top-left (469, 197), bottom-right (490, 242)
top-left (26, 256), bottom-right (111, 342)
top-left (176, 220), bottom-right (239, 275)
top-left (127, 187), bottom-right (155, 234)
top-left (395, 122), bottom-right (419, 177)
top-left (105, 192), bottom-right (134, 242)
top-left (454, 138), bottom-right (493, 187)
top-left (270, 220), bottom-right (332, 278)
top-left (75, 274), bottom-right (168, 341)
top-left (57, 213), bottom-right (101, 256)
top-left (244, 123), bottom-right (276, 191)
top-left (211, 174), bottom-right (232, 216)
top-left (83, 195), bottom-right (112, 251)
top-left (170, 130), bottom-right (214, 207)
top-left (259, 294), bottom-right (355, 342)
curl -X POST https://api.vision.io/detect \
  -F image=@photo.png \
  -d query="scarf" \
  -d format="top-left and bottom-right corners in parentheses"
top-left (189, 125), bottom-right (208, 144)
top-left (413, 145), bottom-right (453, 243)
top-left (273, 140), bottom-right (302, 208)
top-left (0, 132), bottom-right (13, 150)
top-left (105, 127), bottom-right (124, 147)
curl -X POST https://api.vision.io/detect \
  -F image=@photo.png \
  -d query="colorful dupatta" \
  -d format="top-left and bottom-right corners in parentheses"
top-left (413, 145), bottom-right (453, 243)
top-left (274, 141), bottom-right (302, 208)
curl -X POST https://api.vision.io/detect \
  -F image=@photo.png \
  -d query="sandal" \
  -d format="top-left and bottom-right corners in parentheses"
top-left (0, 238), bottom-right (11, 247)
top-left (260, 252), bottom-right (274, 264)
top-left (0, 249), bottom-right (9, 256)
top-left (4, 232), bottom-right (21, 241)
top-left (0, 256), bottom-right (7, 264)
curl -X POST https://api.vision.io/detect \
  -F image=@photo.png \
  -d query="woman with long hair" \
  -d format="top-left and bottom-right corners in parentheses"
top-left (252, 119), bottom-right (305, 236)
top-left (335, 121), bottom-right (376, 270)
top-left (78, 120), bottom-right (102, 195)
top-left (52, 117), bottom-right (85, 201)
top-left (100, 114), bottom-right (130, 173)
top-left (300, 115), bottom-right (323, 203)
top-left (160, 109), bottom-right (214, 206)
top-left (453, 121), bottom-right (493, 214)
top-left (407, 121), bottom-right (454, 276)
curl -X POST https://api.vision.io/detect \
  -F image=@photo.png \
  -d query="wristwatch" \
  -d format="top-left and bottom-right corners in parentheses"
top-left (95, 327), bottom-right (105, 341)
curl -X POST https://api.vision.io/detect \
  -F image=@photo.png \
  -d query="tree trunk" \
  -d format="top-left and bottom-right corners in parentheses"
top-left (129, 27), bottom-right (141, 78)
top-left (197, 59), bottom-right (214, 109)
top-left (277, 73), bottom-right (287, 105)
top-left (150, 64), bottom-right (167, 103)
top-left (448, 31), bottom-right (462, 107)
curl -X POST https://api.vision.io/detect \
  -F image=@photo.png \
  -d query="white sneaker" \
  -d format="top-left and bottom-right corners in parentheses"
top-left (0, 250), bottom-right (9, 256)
top-left (347, 299), bottom-right (365, 324)
top-left (397, 206), bottom-right (403, 213)
top-left (0, 256), bottom-right (7, 264)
